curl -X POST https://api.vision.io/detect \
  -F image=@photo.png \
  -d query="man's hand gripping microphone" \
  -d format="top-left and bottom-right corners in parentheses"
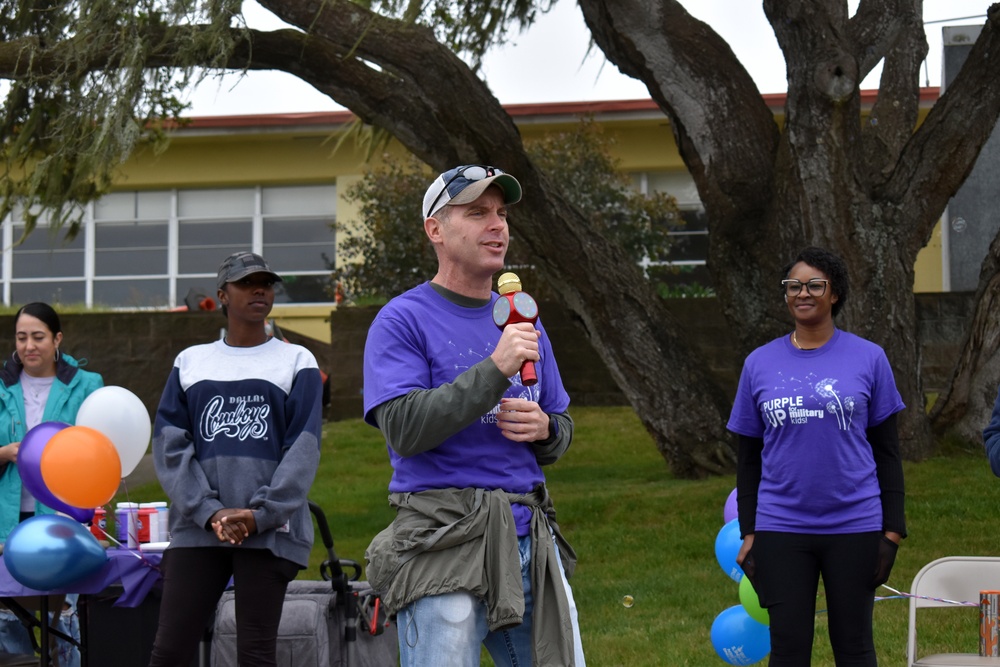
top-left (492, 272), bottom-right (539, 386)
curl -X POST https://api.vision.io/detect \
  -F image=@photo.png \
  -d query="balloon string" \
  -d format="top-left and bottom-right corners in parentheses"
top-left (90, 480), bottom-right (160, 569)
top-left (879, 583), bottom-right (979, 607)
top-left (118, 479), bottom-right (142, 547)
top-left (811, 585), bottom-right (978, 615)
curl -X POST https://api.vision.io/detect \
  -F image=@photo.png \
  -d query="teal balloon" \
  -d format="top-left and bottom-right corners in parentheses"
top-left (4, 514), bottom-right (107, 590)
top-left (715, 518), bottom-right (744, 582)
top-left (739, 574), bottom-right (770, 625)
top-left (711, 605), bottom-right (770, 665)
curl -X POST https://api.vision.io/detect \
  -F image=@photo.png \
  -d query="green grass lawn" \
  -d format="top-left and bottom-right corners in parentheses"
top-left (115, 406), bottom-right (1000, 666)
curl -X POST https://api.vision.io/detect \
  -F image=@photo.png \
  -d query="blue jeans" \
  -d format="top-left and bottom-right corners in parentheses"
top-left (397, 534), bottom-right (585, 667)
top-left (0, 593), bottom-right (80, 667)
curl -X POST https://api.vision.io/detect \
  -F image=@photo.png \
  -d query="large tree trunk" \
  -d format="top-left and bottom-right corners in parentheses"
top-left (929, 232), bottom-right (1000, 444)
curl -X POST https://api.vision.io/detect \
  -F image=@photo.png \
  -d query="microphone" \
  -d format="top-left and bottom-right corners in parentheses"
top-left (492, 272), bottom-right (539, 386)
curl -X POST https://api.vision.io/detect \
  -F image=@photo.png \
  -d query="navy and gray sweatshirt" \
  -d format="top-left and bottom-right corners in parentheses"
top-left (153, 337), bottom-right (322, 567)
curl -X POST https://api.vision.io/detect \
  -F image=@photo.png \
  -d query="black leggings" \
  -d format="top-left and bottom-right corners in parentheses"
top-left (748, 531), bottom-right (881, 667)
top-left (148, 547), bottom-right (299, 667)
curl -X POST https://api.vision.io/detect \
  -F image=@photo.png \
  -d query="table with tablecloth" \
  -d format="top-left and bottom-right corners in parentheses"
top-left (0, 547), bottom-right (164, 665)
top-left (0, 547), bottom-right (163, 606)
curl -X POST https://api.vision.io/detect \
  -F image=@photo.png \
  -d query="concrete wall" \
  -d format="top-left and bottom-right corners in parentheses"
top-left (0, 311), bottom-right (336, 425)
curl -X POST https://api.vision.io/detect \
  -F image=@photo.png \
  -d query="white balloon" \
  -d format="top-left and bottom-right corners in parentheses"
top-left (75, 386), bottom-right (152, 477)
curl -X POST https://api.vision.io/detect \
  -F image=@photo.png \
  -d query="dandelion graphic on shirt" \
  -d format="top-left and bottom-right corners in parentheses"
top-left (759, 371), bottom-right (855, 430)
top-left (814, 378), bottom-right (854, 430)
top-left (448, 339), bottom-right (488, 373)
top-left (448, 340), bottom-right (541, 404)
top-left (454, 339), bottom-right (539, 425)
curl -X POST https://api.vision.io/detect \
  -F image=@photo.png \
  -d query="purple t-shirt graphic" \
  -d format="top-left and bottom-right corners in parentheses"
top-left (727, 328), bottom-right (904, 534)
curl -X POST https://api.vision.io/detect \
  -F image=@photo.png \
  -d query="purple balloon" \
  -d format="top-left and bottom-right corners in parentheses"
top-left (724, 487), bottom-right (737, 524)
top-left (17, 421), bottom-right (95, 523)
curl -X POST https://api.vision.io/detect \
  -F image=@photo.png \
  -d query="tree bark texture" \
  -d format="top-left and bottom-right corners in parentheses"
top-left (929, 233), bottom-right (1000, 445)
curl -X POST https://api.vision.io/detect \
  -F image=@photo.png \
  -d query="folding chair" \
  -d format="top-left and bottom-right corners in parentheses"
top-left (907, 556), bottom-right (1000, 666)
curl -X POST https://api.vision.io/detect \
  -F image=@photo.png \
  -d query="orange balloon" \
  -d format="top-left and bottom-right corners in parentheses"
top-left (40, 425), bottom-right (122, 508)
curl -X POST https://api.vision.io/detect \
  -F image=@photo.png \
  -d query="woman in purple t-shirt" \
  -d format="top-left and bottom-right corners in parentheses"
top-left (728, 246), bottom-right (906, 666)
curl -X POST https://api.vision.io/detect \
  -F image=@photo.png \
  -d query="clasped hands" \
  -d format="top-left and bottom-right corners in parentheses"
top-left (209, 508), bottom-right (257, 545)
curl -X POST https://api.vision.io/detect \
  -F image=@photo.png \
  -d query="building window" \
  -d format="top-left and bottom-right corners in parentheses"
top-left (630, 170), bottom-right (712, 292)
top-left (262, 186), bottom-right (336, 304)
top-left (11, 225), bottom-right (85, 279)
top-left (0, 185), bottom-right (336, 308)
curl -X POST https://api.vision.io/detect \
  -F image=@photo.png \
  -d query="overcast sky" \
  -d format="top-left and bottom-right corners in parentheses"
top-left (183, 1), bottom-right (992, 116)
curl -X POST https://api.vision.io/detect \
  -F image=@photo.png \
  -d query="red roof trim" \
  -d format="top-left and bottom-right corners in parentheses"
top-left (178, 88), bottom-right (942, 129)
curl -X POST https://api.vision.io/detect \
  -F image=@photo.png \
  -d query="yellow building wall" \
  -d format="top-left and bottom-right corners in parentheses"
top-left (118, 131), bottom-right (374, 188)
top-left (103, 104), bottom-right (945, 342)
top-left (914, 220), bottom-right (944, 292)
top-left (271, 305), bottom-right (333, 342)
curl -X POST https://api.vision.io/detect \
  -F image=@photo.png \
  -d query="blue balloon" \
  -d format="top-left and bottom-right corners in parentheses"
top-left (715, 518), bottom-right (744, 582)
top-left (711, 605), bottom-right (770, 665)
top-left (4, 514), bottom-right (108, 590)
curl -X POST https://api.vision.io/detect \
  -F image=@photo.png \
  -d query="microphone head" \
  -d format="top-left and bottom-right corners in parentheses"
top-left (497, 272), bottom-right (522, 295)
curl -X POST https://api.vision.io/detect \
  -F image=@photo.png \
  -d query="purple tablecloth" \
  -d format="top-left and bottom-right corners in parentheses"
top-left (0, 548), bottom-right (163, 607)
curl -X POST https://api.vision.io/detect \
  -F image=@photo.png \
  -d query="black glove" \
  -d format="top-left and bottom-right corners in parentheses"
top-left (870, 534), bottom-right (898, 589)
top-left (740, 548), bottom-right (757, 588)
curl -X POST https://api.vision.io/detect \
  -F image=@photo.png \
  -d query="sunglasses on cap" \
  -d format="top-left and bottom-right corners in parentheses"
top-left (425, 165), bottom-right (506, 218)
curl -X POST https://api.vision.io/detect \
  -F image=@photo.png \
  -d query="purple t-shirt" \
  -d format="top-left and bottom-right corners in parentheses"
top-left (363, 282), bottom-right (570, 496)
top-left (727, 328), bottom-right (904, 534)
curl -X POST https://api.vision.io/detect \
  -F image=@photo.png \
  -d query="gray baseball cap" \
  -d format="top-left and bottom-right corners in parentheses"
top-left (422, 165), bottom-right (522, 219)
top-left (216, 252), bottom-right (282, 289)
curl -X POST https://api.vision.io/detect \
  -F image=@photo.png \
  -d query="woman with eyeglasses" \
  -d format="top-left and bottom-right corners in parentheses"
top-left (727, 246), bottom-right (906, 666)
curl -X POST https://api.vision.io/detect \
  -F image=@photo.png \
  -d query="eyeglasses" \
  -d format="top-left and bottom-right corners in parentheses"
top-left (782, 279), bottom-right (829, 297)
top-left (426, 165), bottom-right (505, 218)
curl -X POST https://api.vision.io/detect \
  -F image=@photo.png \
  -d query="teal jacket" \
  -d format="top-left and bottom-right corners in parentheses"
top-left (0, 353), bottom-right (103, 541)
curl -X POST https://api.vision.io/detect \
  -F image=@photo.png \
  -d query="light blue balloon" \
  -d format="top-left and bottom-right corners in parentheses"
top-left (4, 514), bottom-right (108, 590)
top-left (711, 605), bottom-right (770, 665)
top-left (715, 518), bottom-right (744, 582)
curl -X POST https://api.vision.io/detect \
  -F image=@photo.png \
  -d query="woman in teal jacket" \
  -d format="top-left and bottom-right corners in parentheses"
top-left (0, 302), bottom-right (103, 665)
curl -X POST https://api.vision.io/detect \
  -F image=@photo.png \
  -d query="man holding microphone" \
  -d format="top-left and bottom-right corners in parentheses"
top-left (363, 164), bottom-right (586, 666)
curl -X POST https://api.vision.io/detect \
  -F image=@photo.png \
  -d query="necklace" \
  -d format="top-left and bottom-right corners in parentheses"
top-left (792, 331), bottom-right (804, 350)
top-left (223, 335), bottom-right (272, 348)
top-left (21, 372), bottom-right (53, 402)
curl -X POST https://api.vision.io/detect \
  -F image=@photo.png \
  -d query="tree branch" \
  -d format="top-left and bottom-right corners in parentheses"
top-left (849, 0), bottom-right (910, 80)
top-left (578, 0), bottom-right (779, 227)
top-left (886, 5), bottom-right (1000, 257)
top-left (858, 0), bottom-right (926, 185)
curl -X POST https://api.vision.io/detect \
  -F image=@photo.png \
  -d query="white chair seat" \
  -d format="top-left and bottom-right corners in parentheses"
top-left (913, 656), bottom-right (1000, 666)
top-left (908, 557), bottom-right (1000, 667)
